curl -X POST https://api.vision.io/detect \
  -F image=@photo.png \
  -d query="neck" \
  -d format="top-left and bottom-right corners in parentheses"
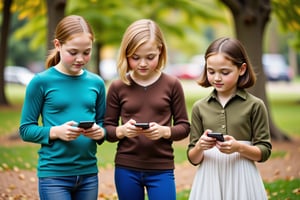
top-left (131, 71), bottom-right (161, 87)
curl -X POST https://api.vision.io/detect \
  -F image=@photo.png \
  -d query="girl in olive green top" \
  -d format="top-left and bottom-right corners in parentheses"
top-left (187, 37), bottom-right (272, 200)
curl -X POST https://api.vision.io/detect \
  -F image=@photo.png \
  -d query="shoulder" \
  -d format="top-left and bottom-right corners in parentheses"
top-left (244, 91), bottom-right (265, 106)
top-left (107, 78), bottom-right (129, 94)
top-left (160, 73), bottom-right (183, 88)
top-left (84, 70), bottom-right (105, 86)
top-left (238, 90), bottom-right (267, 113)
top-left (192, 95), bottom-right (210, 109)
top-left (161, 72), bottom-right (180, 83)
top-left (85, 70), bottom-right (103, 81)
top-left (28, 68), bottom-right (54, 85)
top-left (108, 78), bottom-right (126, 88)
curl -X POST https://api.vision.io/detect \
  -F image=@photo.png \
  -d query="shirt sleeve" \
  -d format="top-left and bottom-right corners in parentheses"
top-left (104, 81), bottom-right (121, 142)
top-left (169, 79), bottom-right (190, 141)
top-left (19, 75), bottom-right (51, 144)
top-left (251, 98), bottom-right (272, 162)
top-left (95, 78), bottom-right (106, 145)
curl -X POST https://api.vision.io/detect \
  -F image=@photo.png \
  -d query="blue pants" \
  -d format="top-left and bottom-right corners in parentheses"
top-left (38, 173), bottom-right (98, 200)
top-left (115, 166), bottom-right (176, 200)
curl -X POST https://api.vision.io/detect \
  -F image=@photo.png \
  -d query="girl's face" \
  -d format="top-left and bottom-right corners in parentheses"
top-left (55, 33), bottom-right (93, 75)
top-left (128, 40), bottom-right (161, 80)
top-left (206, 53), bottom-right (246, 97)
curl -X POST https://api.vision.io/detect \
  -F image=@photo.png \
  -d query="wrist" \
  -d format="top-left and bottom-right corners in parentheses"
top-left (49, 126), bottom-right (58, 140)
top-left (163, 127), bottom-right (171, 139)
top-left (116, 126), bottom-right (125, 139)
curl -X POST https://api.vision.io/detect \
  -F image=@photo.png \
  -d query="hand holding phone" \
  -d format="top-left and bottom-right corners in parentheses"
top-left (134, 122), bottom-right (150, 130)
top-left (207, 132), bottom-right (224, 142)
top-left (77, 121), bottom-right (94, 129)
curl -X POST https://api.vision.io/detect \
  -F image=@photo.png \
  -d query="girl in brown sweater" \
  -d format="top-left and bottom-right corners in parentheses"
top-left (104, 19), bottom-right (190, 200)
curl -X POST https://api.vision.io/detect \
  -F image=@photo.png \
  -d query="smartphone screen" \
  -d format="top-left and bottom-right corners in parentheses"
top-left (134, 123), bottom-right (149, 130)
top-left (207, 133), bottom-right (224, 142)
top-left (78, 121), bottom-right (94, 129)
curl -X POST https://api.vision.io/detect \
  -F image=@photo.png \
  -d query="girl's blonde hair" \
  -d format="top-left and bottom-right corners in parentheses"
top-left (198, 37), bottom-right (256, 88)
top-left (45, 15), bottom-right (94, 69)
top-left (117, 19), bottom-right (167, 85)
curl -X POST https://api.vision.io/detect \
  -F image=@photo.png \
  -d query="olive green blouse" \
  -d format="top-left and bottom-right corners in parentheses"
top-left (188, 89), bottom-right (272, 163)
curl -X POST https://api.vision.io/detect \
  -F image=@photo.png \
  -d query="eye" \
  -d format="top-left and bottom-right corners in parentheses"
top-left (147, 54), bottom-right (156, 60)
top-left (221, 70), bottom-right (230, 75)
top-left (131, 55), bottom-right (139, 60)
top-left (84, 50), bottom-right (91, 55)
top-left (207, 69), bottom-right (215, 75)
top-left (68, 51), bottom-right (77, 56)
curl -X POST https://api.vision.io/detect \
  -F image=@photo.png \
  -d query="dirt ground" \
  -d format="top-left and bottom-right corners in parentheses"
top-left (0, 136), bottom-right (299, 200)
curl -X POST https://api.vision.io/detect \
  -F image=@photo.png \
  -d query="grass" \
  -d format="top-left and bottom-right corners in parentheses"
top-left (265, 179), bottom-right (300, 200)
top-left (1, 80), bottom-right (300, 199)
top-left (1, 81), bottom-right (300, 165)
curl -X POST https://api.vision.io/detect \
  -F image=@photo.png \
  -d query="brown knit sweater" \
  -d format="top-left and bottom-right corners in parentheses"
top-left (104, 73), bottom-right (190, 170)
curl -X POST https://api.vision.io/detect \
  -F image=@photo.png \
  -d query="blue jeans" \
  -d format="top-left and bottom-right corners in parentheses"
top-left (38, 173), bottom-right (98, 200)
top-left (115, 167), bottom-right (176, 200)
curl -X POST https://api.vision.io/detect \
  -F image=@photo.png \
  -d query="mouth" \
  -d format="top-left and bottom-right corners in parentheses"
top-left (214, 83), bottom-right (223, 88)
top-left (74, 63), bottom-right (84, 68)
top-left (138, 68), bottom-right (148, 72)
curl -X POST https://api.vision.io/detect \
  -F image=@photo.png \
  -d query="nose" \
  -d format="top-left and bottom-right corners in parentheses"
top-left (139, 59), bottom-right (147, 67)
top-left (75, 54), bottom-right (84, 62)
top-left (214, 73), bottom-right (222, 81)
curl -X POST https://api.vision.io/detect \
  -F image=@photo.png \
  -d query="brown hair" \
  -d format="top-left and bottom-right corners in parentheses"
top-left (198, 37), bottom-right (256, 88)
top-left (45, 15), bottom-right (94, 68)
top-left (117, 19), bottom-right (167, 85)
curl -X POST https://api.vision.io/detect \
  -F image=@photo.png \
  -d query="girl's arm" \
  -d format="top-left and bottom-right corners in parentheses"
top-left (188, 129), bottom-right (216, 165)
top-left (217, 135), bottom-right (262, 161)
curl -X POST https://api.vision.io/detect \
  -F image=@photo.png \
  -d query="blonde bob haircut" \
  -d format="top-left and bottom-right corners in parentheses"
top-left (117, 19), bottom-right (167, 85)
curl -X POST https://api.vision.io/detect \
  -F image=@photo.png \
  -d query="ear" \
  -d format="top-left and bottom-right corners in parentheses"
top-left (53, 39), bottom-right (61, 50)
top-left (239, 63), bottom-right (247, 76)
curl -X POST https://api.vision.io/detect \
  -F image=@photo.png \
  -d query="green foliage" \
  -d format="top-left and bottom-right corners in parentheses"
top-left (9, 0), bottom-right (229, 63)
top-left (272, 0), bottom-right (300, 50)
top-left (265, 179), bottom-right (300, 199)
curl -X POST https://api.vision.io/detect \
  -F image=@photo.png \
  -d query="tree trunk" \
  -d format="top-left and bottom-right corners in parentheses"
top-left (0, 0), bottom-right (12, 106)
top-left (46, 0), bottom-right (66, 51)
top-left (221, 0), bottom-right (290, 141)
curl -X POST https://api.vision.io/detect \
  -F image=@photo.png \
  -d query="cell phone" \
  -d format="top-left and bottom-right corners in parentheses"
top-left (134, 122), bottom-right (150, 130)
top-left (77, 121), bottom-right (94, 129)
top-left (207, 132), bottom-right (225, 142)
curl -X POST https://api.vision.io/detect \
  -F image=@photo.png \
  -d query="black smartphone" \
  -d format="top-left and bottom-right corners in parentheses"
top-left (207, 132), bottom-right (225, 142)
top-left (134, 122), bottom-right (150, 130)
top-left (78, 121), bottom-right (94, 129)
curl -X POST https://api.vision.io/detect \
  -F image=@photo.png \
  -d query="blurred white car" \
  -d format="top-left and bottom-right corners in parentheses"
top-left (99, 59), bottom-right (117, 81)
top-left (262, 54), bottom-right (292, 82)
top-left (4, 66), bottom-right (35, 85)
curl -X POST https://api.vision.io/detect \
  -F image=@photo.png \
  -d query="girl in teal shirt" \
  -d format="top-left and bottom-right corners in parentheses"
top-left (19, 15), bottom-right (106, 200)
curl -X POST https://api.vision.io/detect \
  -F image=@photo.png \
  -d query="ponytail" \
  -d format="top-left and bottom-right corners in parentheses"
top-left (45, 49), bottom-right (60, 69)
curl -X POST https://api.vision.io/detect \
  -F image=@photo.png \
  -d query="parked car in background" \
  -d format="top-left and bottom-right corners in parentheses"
top-left (165, 54), bottom-right (205, 80)
top-left (4, 66), bottom-right (35, 86)
top-left (99, 59), bottom-right (117, 81)
top-left (262, 54), bottom-right (292, 82)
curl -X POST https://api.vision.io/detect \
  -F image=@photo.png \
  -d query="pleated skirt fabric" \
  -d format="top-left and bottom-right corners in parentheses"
top-left (188, 141), bottom-right (267, 200)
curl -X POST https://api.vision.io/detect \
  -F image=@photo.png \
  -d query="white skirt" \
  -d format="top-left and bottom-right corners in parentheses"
top-left (189, 141), bottom-right (267, 200)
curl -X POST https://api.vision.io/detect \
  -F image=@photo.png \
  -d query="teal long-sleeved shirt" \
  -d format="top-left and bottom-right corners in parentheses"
top-left (19, 67), bottom-right (106, 177)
